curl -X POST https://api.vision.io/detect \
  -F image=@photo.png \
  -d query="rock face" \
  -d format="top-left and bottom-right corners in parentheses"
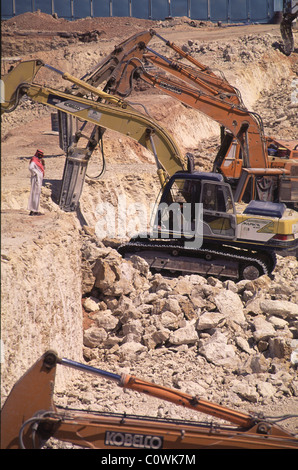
top-left (1, 212), bottom-right (84, 396)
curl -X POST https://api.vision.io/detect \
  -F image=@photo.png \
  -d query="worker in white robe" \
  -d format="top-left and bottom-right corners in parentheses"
top-left (28, 149), bottom-right (45, 216)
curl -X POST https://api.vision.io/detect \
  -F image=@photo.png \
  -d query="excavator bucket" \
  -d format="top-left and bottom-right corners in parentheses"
top-left (1, 351), bottom-right (57, 449)
top-left (1, 59), bottom-right (44, 114)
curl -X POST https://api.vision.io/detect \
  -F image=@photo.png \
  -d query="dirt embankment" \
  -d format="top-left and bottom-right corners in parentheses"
top-left (1, 12), bottom-right (298, 444)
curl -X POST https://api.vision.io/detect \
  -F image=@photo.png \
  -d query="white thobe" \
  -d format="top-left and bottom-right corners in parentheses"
top-left (28, 161), bottom-right (43, 212)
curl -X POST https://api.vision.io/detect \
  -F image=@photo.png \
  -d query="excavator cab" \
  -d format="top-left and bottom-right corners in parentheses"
top-left (152, 171), bottom-right (237, 243)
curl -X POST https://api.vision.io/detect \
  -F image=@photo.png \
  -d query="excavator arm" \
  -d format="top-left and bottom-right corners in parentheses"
top-left (1, 59), bottom-right (186, 206)
top-left (126, 61), bottom-right (267, 171)
top-left (78, 29), bottom-right (155, 90)
top-left (1, 351), bottom-right (298, 450)
top-left (89, 30), bottom-right (298, 205)
top-left (140, 36), bottom-right (298, 174)
top-left (114, 31), bottom-right (244, 106)
top-left (92, 29), bottom-right (268, 172)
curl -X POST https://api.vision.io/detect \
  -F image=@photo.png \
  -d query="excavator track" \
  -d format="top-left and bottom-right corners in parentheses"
top-left (118, 238), bottom-right (275, 281)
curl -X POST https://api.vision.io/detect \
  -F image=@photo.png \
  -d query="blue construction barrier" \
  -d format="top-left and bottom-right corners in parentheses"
top-left (132, 0), bottom-right (150, 19)
top-left (93, 0), bottom-right (110, 18)
top-left (1, 0), bottom-right (278, 23)
top-left (54, 0), bottom-right (72, 19)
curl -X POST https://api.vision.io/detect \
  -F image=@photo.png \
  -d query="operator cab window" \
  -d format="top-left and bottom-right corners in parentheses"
top-left (201, 182), bottom-right (233, 213)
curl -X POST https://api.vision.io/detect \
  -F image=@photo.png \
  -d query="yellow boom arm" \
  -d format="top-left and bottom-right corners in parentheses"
top-left (1, 59), bottom-right (185, 187)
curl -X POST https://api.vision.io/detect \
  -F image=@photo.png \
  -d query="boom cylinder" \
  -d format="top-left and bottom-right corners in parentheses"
top-left (58, 355), bottom-right (254, 428)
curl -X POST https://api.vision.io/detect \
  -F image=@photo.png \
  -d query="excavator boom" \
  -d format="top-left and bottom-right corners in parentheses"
top-left (133, 63), bottom-right (267, 170)
top-left (79, 29), bottom-right (155, 89)
top-left (101, 30), bottom-right (268, 171)
top-left (93, 29), bottom-right (298, 204)
top-left (1, 351), bottom-right (298, 450)
top-left (1, 58), bottom-right (185, 188)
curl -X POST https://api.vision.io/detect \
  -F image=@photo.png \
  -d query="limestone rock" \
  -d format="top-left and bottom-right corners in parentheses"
top-left (94, 310), bottom-right (119, 331)
top-left (117, 341), bottom-right (146, 361)
top-left (83, 326), bottom-right (108, 348)
top-left (122, 319), bottom-right (144, 342)
top-left (160, 311), bottom-right (182, 330)
top-left (92, 250), bottom-right (147, 296)
top-left (198, 331), bottom-right (237, 367)
top-left (196, 312), bottom-right (226, 331)
top-left (126, 255), bottom-right (149, 277)
top-left (247, 354), bottom-right (270, 374)
top-left (257, 381), bottom-right (276, 400)
top-left (214, 290), bottom-right (246, 324)
top-left (83, 296), bottom-right (101, 313)
top-left (168, 322), bottom-right (198, 346)
top-left (162, 297), bottom-right (182, 316)
top-left (253, 316), bottom-right (276, 342)
top-left (268, 337), bottom-right (292, 359)
top-left (260, 299), bottom-right (298, 319)
top-left (231, 381), bottom-right (258, 403)
top-left (235, 336), bottom-right (252, 354)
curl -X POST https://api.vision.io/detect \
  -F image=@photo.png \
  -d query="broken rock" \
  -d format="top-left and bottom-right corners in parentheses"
top-left (83, 296), bottom-right (101, 313)
top-left (231, 381), bottom-right (258, 403)
top-left (117, 341), bottom-right (146, 361)
top-left (92, 250), bottom-right (146, 296)
top-left (253, 316), bottom-right (276, 342)
top-left (257, 381), bottom-right (276, 401)
top-left (196, 311), bottom-right (226, 331)
top-left (214, 290), bottom-right (246, 324)
top-left (268, 337), bottom-right (292, 359)
top-left (198, 330), bottom-right (238, 367)
top-left (94, 310), bottom-right (119, 331)
top-left (168, 321), bottom-right (198, 346)
top-left (260, 299), bottom-right (298, 319)
top-left (83, 326), bottom-right (108, 348)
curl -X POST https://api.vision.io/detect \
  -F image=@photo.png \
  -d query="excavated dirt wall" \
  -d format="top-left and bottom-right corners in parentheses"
top-left (1, 211), bottom-right (84, 396)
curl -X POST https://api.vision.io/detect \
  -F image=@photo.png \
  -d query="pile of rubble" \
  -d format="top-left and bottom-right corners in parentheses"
top-left (77, 238), bottom-right (298, 413)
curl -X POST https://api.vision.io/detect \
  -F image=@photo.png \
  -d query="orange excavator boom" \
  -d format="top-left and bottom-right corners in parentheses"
top-left (90, 29), bottom-right (297, 201)
top-left (1, 351), bottom-right (298, 450)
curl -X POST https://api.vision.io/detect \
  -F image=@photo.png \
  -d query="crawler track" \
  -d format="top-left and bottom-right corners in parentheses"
top-left (118, 238), bottom-right (276, 280)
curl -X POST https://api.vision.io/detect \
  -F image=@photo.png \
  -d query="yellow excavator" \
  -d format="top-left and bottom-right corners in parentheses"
top-left (83, 29), bottom-right (298, 207)
top-left (1, 351), bottom-right (298, 449)
top-left (1, 58), bottom-right (298, 280)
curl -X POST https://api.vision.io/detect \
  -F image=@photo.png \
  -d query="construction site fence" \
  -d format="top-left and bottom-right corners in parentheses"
top-left (1, 0), bottom-right (284, 23)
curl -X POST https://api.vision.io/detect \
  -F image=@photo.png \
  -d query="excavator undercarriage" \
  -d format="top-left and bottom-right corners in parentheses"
top-left (119, 238), bottom-right (275, 281)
